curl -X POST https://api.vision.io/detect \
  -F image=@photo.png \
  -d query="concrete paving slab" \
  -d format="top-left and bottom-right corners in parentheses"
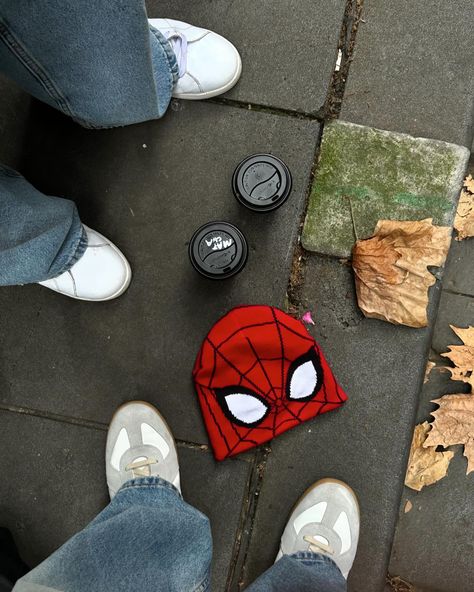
top-left (0, 410), bottom-right (250, 590)
top-left (443, 239), bottom-right (474, 298)
top-left (389, 451), bottom-right (474, 592)
top-left (302, 120), bottom-right (469, 257)
top-left (443, 156), bottom-right (474, 297)
top-left (147, 0), bottom-right (345, 113)
top-left (431, 291), bottom-right (474, 356)
top-left (388, 287), bottom-right (474, 591)
top-left (341, 0), bottom-right (474, 147)
top-left (412, 357), bottom-right (469, 425)
top-left (0, 100), bottom-right (319, 444)
top-left (241, 255), bottom-right (439, 592)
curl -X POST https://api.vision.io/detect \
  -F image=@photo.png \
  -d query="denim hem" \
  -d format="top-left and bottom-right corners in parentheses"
top-left (0, 164), bottom-right (22, 178)
top-left (149, 25), bottom-right (179, 85)
top-left (0, 18), bottom-right (77, 120)
top-left (64, 225), bottom-right (88, 268)
top-left (118, 476), bottom-right (182, 497)
top-left (289, 551), bottom-right (343, 571)
top-left (40, 221), bottom-right (88, 282)
top-left (193, 574), bottom-right (210, 592)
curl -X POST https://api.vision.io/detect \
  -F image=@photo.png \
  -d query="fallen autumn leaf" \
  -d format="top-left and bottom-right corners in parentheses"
top-left (405, 422), bottom-right (454, 491)
top-left (463, 174), bottom-right (474, 193)
top-left (424, 394), bottom-right (474, 475)
top-left (424, 361), bottom-right (436, 384)
top-left (454, 189), bottom-right (474, 241)
top-left (352, 219), bottom-right (451, 328)
top-left (441, 325), bottom-right (474, 390)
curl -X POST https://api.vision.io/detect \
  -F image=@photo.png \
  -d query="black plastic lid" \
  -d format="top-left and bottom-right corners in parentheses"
top-left (232, 153), bottom-right (292, 212)
top-left (189, 221), bottom-right (248, 280)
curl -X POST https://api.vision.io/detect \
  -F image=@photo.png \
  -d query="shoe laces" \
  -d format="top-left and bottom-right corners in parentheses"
top-left (125, 457), bottom-right (158, 478)
top-left (165, 30), bottom-right (188, 78)
top-left (303, 535), bottom-right (334, 556)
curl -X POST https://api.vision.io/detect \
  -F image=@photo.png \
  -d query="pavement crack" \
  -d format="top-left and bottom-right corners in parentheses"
top-left (226, 446), bottom-right (271, 591)
top-left (0, 404), bottom-right (212, 449)
top-left (325, 0), bottom-right (365, 118)
top-left (207, 97), bottom-right (324, 121)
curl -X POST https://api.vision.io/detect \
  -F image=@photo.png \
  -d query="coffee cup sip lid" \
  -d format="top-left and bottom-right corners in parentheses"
top-left (189, 221), bottom-right (248, 280)
top-left (232, 153), bottom-right (292, 212)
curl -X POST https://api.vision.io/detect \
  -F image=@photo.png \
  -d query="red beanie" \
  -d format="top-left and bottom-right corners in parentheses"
top-left (193, 305), bottom-right (347, 461)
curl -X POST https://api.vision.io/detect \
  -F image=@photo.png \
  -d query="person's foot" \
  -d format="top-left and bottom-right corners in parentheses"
top-left (276, 478), bottom-right (360, 579)
top-left (149, 18), bottom-right (242, 99)
top-left (106, 401), bottom-right (181, 499)
top-left (38, 225), bottom-right (131, 301)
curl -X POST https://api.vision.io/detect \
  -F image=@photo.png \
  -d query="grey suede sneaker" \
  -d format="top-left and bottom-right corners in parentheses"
top-left (106, 401), bottom-right (180, 499)
top-left (276, 478), bottom-right (360, 579)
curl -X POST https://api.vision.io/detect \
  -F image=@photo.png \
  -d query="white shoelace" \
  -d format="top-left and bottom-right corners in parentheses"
top-left (303, 535), bottom-right (335, 556)
top-left (165, 30), bottom-right (188, 78)
top-left (125, 457), bottom-right (158, 478)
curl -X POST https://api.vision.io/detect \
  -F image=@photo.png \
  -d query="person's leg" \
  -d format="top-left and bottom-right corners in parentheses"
top-left (0, 165), bottom-right (131, 299)
top-left (0, 165), bottom-right (86, 285)
top-left (0, 2), bottom-right (242, 128)
top-left (245, 554), bottom-right (346, 592)
top-left (13, 402), bottom-right (212, 592)
top-left (0, 3), bottom-right (242, 296)
top-left (0, 0), bottom-right (176, 127)
top-left (245, 479), bottom-right (360, 592)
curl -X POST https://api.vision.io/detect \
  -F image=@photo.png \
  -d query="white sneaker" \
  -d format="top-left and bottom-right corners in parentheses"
top-left (149, 18), bottom-right (242, 99)
top-left (106, 401), bottom-right (181, 499)
top-left (38, 225), bottom-right (131, 301)
top-left (276, 478), bottom-right (360, 579)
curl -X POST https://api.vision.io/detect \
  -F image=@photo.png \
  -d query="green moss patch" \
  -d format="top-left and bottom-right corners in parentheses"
top-left (302, 121), bottom-right (469, 256)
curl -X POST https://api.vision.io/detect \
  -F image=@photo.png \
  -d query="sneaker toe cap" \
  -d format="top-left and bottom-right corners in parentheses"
top-left (176, 32), bottom-right (241, 96)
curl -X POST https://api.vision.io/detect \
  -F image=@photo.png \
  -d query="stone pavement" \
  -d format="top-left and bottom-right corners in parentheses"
top-left (0, 2), bottom-right (473, 592)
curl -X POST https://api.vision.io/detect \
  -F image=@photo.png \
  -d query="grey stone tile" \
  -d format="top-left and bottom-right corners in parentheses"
top-left (242, 255), bottom-right (438, 592)
top-left (389, 451), bottom-right (474, 592)
top-left (180, 447), bottom-right (251, 590)
top-left (0, 411), bottom-right (109, 568)
top-left (0, 410), bottom-right (250, 590)
top-left (413, 356), bottom-right (469, 425)
top-left (387, 288), bottom-right (474, 591)
top-left (0, 100), bottom-right (319, 444)
top-left (302, 120), bottom-right (468, 257)
top-left (341, 0), bottom-right (474, 147)
top-left (431, 291), bottom-right (474, 356)
top-left (443, 156), bottom-right (474, 297)
top-left (146, 0), bottom-right (345, 113)
top-left (0, 74), bottom-right (31, 168)
top-left (444, 239), bottom-right (474, 298)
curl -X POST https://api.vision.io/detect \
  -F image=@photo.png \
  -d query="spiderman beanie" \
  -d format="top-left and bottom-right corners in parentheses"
top-left (193, 305), bottom-right (348, 461)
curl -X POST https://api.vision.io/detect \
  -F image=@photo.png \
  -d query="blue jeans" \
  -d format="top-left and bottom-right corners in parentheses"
top-left (0, 0), bottom-right (178, 285)
top-left (12, 478), bottom-right (347, 592)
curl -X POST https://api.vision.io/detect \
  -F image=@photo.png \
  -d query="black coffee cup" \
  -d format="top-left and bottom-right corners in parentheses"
top-left (232, 153), bottom-right (292, 212)
top-left (189, 221), bottom-right (248, 280)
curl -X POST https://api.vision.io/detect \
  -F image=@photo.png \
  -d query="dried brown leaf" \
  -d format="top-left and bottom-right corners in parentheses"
top-left (454, 189), bottom-right (474, 241)
top-left (441, 325), bottom-right (474, 390)
top-left (424, 361), bottom-right (436, 383)
top-left (424, 394), bottom-right (474, 474)
top-left (405, 422), bottom-right (454, 491)
top-left (352, 219), bottom-right (451, 328)
top-left (387, 574), bottom-right (416, 592)
top-left (464, 174), bottom-right (474, 193)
